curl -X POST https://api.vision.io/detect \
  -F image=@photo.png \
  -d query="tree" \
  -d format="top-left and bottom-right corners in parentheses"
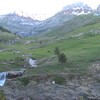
top-left (58, 53), bottom-right (67, 63)
top-left (54, 47), bottom-right (67, 63)
top-left (54, 47), bottom-right (60, 56)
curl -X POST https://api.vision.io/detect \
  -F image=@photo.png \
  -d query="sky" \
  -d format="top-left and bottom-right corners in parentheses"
top-left (0, 0), bottom-right (100, 20)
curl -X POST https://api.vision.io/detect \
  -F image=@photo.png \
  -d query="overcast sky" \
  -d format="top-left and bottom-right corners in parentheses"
top-left (0, 0), bottom-right (100, 20)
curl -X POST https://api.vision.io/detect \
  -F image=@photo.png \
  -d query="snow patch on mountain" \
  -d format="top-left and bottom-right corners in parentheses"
top-left (63, 2), bottom-right (93, 15)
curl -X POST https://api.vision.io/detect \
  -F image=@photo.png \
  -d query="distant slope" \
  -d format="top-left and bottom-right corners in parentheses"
top-left (0, 26), bottom-right (19, 43)
top-left (0, 13), bottom-right (41, 37)
top-left (0, 13), bottom-right (75, 37)
top-left (0, 2), bottom-right (94, 37)
top-left (40, 14), bottom-right (100, 37)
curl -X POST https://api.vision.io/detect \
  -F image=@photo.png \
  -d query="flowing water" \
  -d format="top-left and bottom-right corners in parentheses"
top-left (28, 58), bottom-right (37, 67)
top-left (0, 72), bottom-right (7, 86)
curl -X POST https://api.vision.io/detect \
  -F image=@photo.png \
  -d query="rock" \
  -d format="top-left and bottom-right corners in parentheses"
top-left (6, 70), bottom-right (25, 79)
top-left (1, 74), bottom-right (100, 100)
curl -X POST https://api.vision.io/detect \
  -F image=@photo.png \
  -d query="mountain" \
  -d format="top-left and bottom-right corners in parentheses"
top-left (0, 12), bottom-right (76, 37)
top-left (0, 2), bottom-right (95, 37)
top-left (0, 3), bottom-right (100, 100)
top-left (40, 14), bottom-right (100, 38)
top-left (63, 2), bottom-right (93, 15)
top-left (95, 4), bottom-right (100, 15)
top-left (0, 13), bottom-right (42, 37)
top-left (97, 5), bottom-right (100, 11)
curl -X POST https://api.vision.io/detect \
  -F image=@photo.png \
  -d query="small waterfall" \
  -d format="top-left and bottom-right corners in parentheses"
top-left (29, 58), bottom-right (37, 68)
top-left (0, 72), bottom-right (7, 86)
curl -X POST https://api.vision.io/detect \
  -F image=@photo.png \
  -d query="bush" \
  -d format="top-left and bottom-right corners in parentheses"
top-left (58, 53), bottom-right (67, 63)
top-left (14, 56), bottom-right (26, 66)
top-left (18, 77), bottom-right (29, 86)
top-left (0, 90), bottom-right (6, 100)
top-left (53, 76), bottom-right (66, 85)
top-left (14, 56), bottom-right (24, 62)
top-left (54, 47), bottom-right (60, 55)
top-left (54, 47), bottom-right (67, 63)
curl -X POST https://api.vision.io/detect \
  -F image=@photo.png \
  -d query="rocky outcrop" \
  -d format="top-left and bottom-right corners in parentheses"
top-left (6, 70), bottom-right (25, 79)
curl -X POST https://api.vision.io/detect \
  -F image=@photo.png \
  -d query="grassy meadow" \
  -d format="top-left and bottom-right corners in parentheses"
top-left (0, 15), bottom-right (100, 75)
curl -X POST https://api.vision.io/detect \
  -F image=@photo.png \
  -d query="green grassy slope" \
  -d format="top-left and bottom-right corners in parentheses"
top-left (23, 15), bottom-right (100, 75)
top-left (40, 14), bottom-right (100, 37)
top-left (0, 26), bottom-right (21, 71)
top-left (0, 15), bottom-right (100, 75)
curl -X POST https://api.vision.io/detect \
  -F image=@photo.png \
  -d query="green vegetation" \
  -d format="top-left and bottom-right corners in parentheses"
top-left (58, 53), bottom-right (67, 63)
top-left (54, 47), bottom-right (60, 55)
top-left (0, 15), bottom-right (100, 76)
top-left (54, 47), bottom-right (67, 63)
top-left (0, 90), bottom-right (6, 100)
top-left (18, 77), bottom-right (30, 86)
top-left (53, 76), bottom-right (66, 85)
top-left (0, 26), bottom-right (11, 33)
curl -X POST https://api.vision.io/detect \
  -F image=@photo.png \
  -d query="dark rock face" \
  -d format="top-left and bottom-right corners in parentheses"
top-left (6, 72), bottom-right (23, 79)
top-left (2, 73), bottom-right (100, 100)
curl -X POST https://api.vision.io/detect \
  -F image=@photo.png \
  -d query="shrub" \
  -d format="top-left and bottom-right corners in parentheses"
top-left (18, 77), bottom-right (29, 86)
top-left (53, 76), bottom-right (66, 85)
top-left (54, 47), bottom-right (67, 63)
top-left (54, 47), bottom-right (60, 56)
top-left (0, 90), bottom-right (6, 100)
top-left (58, 53), bottom-right (67, 63)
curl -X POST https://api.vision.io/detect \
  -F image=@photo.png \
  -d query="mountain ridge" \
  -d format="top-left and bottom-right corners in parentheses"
top-left (0, 2), bottom-right (100, 37)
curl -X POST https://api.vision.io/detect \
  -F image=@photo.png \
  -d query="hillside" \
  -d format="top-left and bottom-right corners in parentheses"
top-left (26, 15), bottom-right (100, 74)
top-left (40, 14), bottom-right (100, 37)
top-left (0, 9), bottom-right (100, 99)
top-left (0, 26), bottom-right (21, 71)
top-left (0, 26), bottom-right (19, 43)
top-left (0, 14), bottom-right (100, 100)
top-left (0, 14), bottom-right (100, 74)
top-left (0, 2), bottom-right (97, 37)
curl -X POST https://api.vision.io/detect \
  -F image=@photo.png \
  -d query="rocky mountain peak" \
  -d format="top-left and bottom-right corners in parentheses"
top-left (62, 2), bottom-right (93, 15)
top-left (1, 13), bottom-right (40, 23)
